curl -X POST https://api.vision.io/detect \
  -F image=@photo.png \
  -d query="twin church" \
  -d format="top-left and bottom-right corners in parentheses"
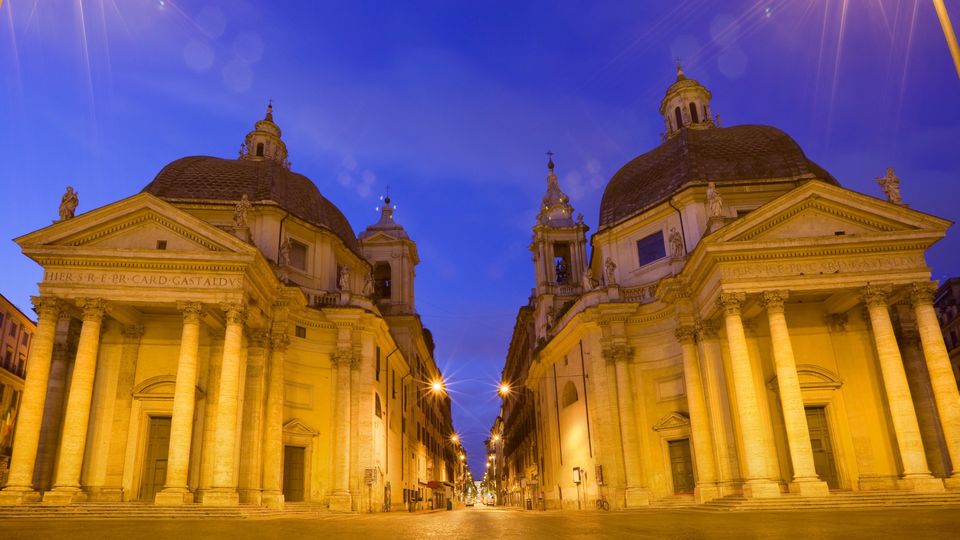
top-left (1, 68), bottom-right (957, 512)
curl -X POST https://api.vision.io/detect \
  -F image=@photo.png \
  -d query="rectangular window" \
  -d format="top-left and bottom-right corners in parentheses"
top-left (289, 239), bottom-right (308, 270)
top-left (294, 325), bottom-right (306, 339)
top-left (636, 231), bottom-right (666, 267)
top-left (156, 240), bottom-right (168, 250)
top-left (375, 346), bottom-right (381, 381)
top-left (21, 332), bottom-right (29, 348)
top-left (9, 322), bottom-right (17, 337)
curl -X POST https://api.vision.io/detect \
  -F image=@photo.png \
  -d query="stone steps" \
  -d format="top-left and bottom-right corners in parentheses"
top-left (695, 491), bottom-right (960, 512)
top-left (0, 502), bottom-right (279, 520)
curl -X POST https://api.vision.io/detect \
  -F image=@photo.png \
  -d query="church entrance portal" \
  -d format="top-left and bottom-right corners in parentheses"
top-left (668, 439), bottom-right (695, 494)
top-left (283, 445), bottom-right (305, 502)
top-left (139, 416), bottom-right (171, 501)
top-left (805, 406), bottom-right (840, 489)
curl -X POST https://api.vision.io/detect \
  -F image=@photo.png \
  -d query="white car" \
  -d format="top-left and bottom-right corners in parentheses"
top-left (465, 497), bottom-right (475, 506)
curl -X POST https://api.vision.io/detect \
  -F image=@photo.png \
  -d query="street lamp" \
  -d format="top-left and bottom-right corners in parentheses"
top-left (498, 382), bottom-right (511, 396)
top-left (450, 434), bottom-right (459, 444)
top-left (430, 378), bottom-right (445, 395)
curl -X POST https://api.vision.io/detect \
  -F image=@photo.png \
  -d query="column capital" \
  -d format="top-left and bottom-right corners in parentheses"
top-left (77, 298), bottom-right (108, 322)
top-left (695, 319), bottom-right (720, 341)
top-left (30, 296), bottom-right (63, 320)
top-left (271, 332), bottom-right (290, 352)
top-left (248, 330), bottom-right (270, 349)
top-left (602, 343), bottom-right (633, 365)
top-left (717, 292), bottom-right (746, 316)
top-left (177, 301), bottom-right (203, 324)
top-left (674, 325), bottom-right (697, 345)
top-left (220, 302), bottom-right (247, 325)
top-left (908, 281), bottom-right (937, 308)
top-left (121, 324), bottom-right (145, 341)
top-left (861, 285), bottom-right (890, 308)
top-left (760, 290), bottom-right (789, 313)
top-left (332, 348), bottom-right (352, 368)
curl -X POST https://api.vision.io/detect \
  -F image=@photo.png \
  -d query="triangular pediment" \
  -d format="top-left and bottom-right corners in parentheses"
top-left (283, 418), bottom-right (319, 436)
top-left (652, 411), bottom-right (690, 432)
top-left (712, 181), bottom-right (949, 244)
top-left (16, 192), bottom-right (256, 255)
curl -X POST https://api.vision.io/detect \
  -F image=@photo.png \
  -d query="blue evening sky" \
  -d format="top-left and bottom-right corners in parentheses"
top-left (2, 0), bottom-right (959, 477)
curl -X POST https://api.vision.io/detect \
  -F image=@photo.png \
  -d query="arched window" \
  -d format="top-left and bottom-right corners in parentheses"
top-left (374, 261), bottom-right (392, 299)
top-left (375, 393), bottom-right (383, 418)
top-left (674, 106), bottom-right (683, 129)
top-left (561, 381), bottom-right (579, 408)
top-left (256, 142), bottom-right (264, 156)
top-left (689, 103), bottom-right (699, 123)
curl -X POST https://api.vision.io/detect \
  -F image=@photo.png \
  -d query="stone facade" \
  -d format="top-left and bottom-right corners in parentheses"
top-left (0, 107), bottom-right (457, 512)
top-left (502, 71), bottom-right (958, 510)
top-left (0, 294), bottom-right (35, 486)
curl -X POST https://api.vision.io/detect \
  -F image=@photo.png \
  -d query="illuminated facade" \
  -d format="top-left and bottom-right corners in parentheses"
top-left (0, 106), bottom-right (456, 511)
top-left (507, 69), bottom-right (959, 509)
top-left (0, 294), bottom-right (34, 487)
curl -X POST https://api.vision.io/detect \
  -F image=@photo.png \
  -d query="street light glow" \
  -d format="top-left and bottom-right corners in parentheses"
top-left (451, 434), bottom-right (459, 443)
top-left (430, 378), bottom-right (444, 394)
top-left (498, 382), bottom-right (511, 396)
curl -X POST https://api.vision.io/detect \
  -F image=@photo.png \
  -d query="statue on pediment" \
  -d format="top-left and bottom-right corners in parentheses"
top-left (234, 194), bottom-right (253, 228)
top-left (876, 167), bottom-right (903, 205)
top-left (706, 182), bottom-right (723, 218)
top-left (58, 186), bottom-right (79, 222)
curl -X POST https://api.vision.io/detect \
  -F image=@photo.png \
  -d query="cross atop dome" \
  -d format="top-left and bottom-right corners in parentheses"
top-left (241, 100), bottom-right (290, 168)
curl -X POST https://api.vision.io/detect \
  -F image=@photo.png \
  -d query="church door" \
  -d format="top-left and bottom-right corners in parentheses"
top-left (283, 445), bottom-right (305, 502)
top-left (668, 439), bottom-right (695, 494)
top-left (139, 417), bottom-right (171, 501)
top-left (805, 407), bottom-right (840, 489)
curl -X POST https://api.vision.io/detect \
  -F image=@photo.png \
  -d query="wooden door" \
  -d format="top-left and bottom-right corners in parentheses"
top-left (805, 407), bottom-right (840, 489)
top-left (283, 445), bottom-right (305, 502)
top-left (668, 439), bottom-right (695, 494)
top-left (139, 417), bottom-right (171, 501)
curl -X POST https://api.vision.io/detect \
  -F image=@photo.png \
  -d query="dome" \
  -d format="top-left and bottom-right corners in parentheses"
top-left (142, 155), bottom-right (360, 253)
top-left (598, 124), bottom-right (838, 230)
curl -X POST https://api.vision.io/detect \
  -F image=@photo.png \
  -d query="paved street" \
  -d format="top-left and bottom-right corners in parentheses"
top-left (1, 504), bottom-right (958, 540)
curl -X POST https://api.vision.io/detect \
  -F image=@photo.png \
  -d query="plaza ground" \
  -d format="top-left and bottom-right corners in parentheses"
top-left (1, 504), bottom-right (958, 539)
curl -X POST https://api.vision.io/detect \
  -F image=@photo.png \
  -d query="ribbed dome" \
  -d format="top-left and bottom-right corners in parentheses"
top-left (142, 156), bottom-right (359, 252)
top-left (598, 125), bottom-right (838, 230)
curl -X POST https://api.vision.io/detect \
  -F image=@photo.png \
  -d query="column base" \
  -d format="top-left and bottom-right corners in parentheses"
top-left (0, 487), bottom-right (42, 505)
top-left (43, 487), bottom-right (88, 505)
top-left (741, 479), bottom-right (781, 499)
top-left (262, 491), bottom-right (285, 510)
top-left (898, 475), bottom-right (945, 493)
top-left (623, 487), bottom-right (650, 507)
top-left (155, 488), bottom-right (194, 506)
top-left (329, 491), bottom-right (353, 512)
top-left (788, 478), bottom-right (830, 497)
top-left (86, 486), bottom-right (124, 502)
top-left (942, 475), bottom-right (960, 490)
top-left (694, 483), bottom-right (720, 503)
top-left (238, 489), bottom-right (262, 505)
top-left (199, 488), bottom-right (240, 506)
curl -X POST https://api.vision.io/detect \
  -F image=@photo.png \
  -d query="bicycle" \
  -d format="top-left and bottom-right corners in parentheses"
top-left (595, 494), bottom-right (610, 511)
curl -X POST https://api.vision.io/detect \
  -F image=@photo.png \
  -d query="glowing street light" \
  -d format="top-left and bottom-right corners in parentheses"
top-left (498, 382), bottom-right (511, 396)
top-left (450, 434), bottom-right (459, 444)
top-left (492, 434), bottom-right (501, 443)
top-left (430, 378), bottom-right (445, 394)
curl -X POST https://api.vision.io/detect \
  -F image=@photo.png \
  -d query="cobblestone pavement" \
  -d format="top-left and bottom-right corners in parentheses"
top-left (1, 504), bottom-right (958, 539)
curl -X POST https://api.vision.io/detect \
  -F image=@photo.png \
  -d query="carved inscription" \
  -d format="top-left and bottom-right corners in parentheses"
top-left (45, 270), bottom-right (243, 288)
top-left (721, 255), bottom-right (921, 280)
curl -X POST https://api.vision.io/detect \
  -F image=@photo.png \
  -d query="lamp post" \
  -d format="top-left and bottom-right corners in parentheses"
top-left (934, 0), bottom-right (960, 79)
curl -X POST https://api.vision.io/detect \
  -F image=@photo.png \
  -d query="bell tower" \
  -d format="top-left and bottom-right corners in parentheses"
top-left (530, 155), bottom-right (589, 333)
top-left (359, 194), bottom-right (418, 315)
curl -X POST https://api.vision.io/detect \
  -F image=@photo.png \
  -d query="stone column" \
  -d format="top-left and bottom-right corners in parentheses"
top-left (238, 332), bottom-right (267, 505)
top-left (760, 291), bottom-right (829, 496)
top-left (329, 348), bottom-right (353, 512)
top-left (0, 297), bottom-right (62, 505)
top-left (202, 302), bottom-right (246, 506)
top-left (697, 322), bottom-right (736, 493)
top-left (261, 332), bottom-right (289, 510)
top-left (98, 324), bottom-right (143, 501)
top-left (45, 298), bottom-right (108, 505)
top-left (862, 286), bottom-right (943, 492)
top-left (718, 292), bottom-right (780, 498)
top-left (607, 344), bottom-right (649, 507)
top-left (676, 325), bottom-right (719, 502)
top-left (909, 282), bottom-right (960, 487)
top-left (156, 302), bottom-right (203, 505)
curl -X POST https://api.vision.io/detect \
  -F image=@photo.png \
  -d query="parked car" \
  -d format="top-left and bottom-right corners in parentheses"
top-left (465, 497), bottom-right (475, 507)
